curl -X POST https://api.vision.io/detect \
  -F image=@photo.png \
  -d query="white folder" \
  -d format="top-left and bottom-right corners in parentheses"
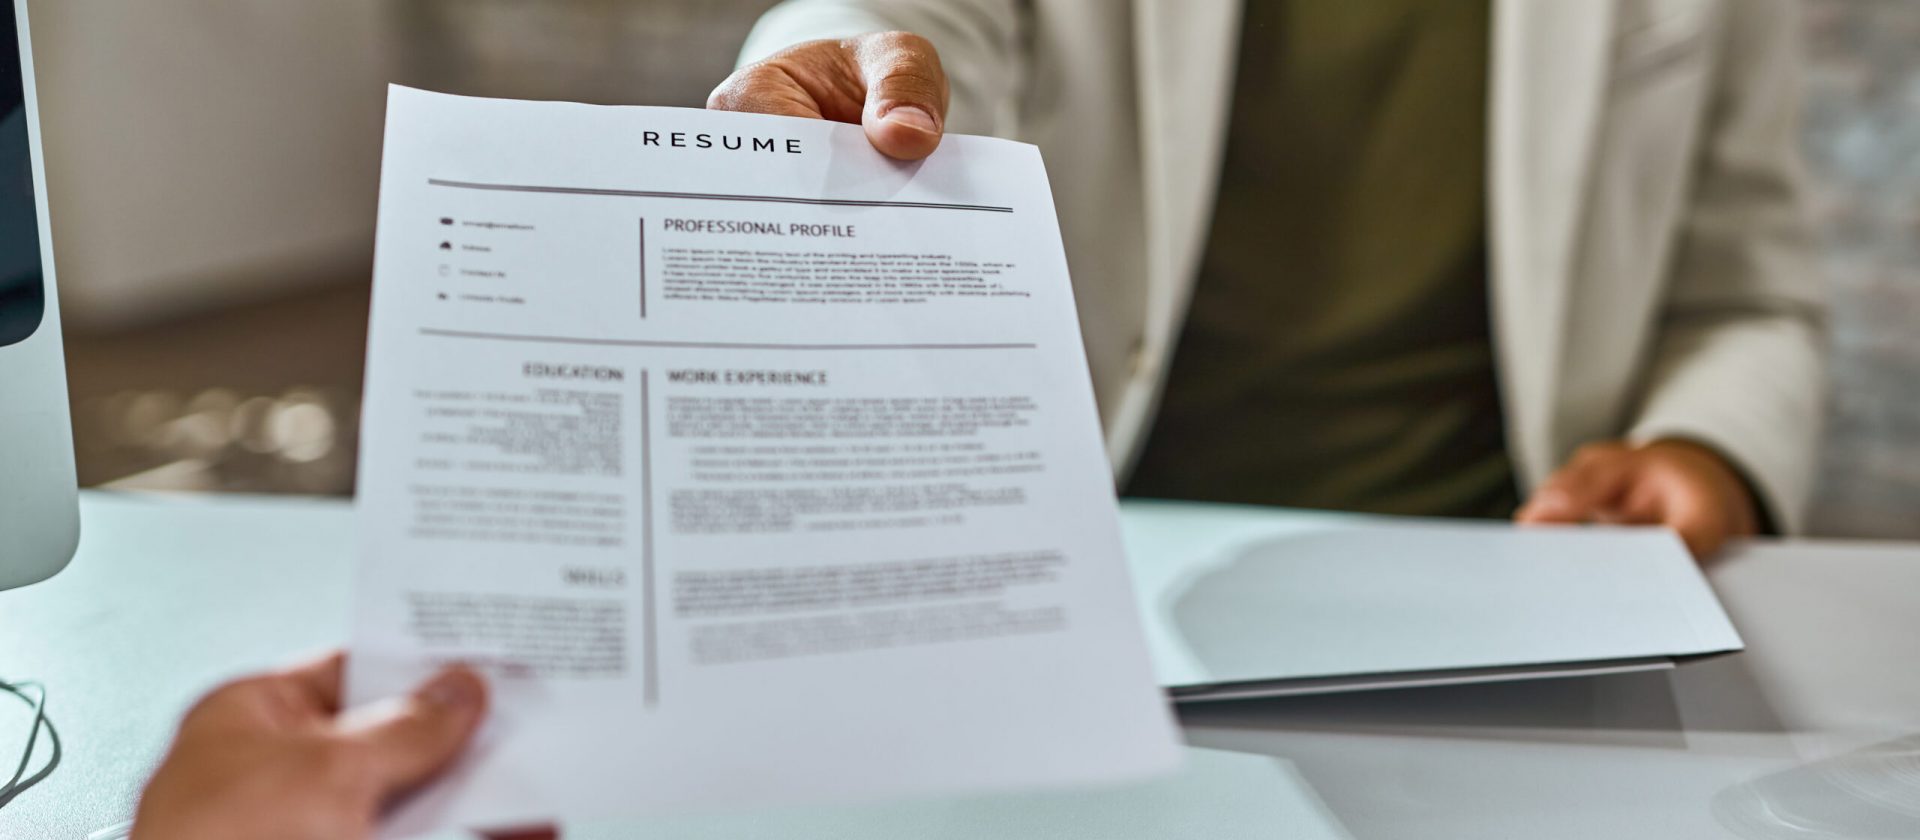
top-left (1119, 500), bottom-right (1744, 702)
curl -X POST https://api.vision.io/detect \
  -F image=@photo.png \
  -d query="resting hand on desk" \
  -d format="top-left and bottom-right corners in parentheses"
top-left (1516, 439), bottom-right (1760, 560)
top-left (132, 652), bottom-right (549, 840)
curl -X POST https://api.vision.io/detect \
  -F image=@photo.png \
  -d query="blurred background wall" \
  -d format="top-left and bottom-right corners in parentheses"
top-left (1800, 1), bottom-right (1920, 537)
top-left (25, 0), bottom-right (1920, 538)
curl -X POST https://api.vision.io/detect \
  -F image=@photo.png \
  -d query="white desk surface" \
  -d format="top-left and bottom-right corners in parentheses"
top-left (3, 491), bottom-right (1918, 839)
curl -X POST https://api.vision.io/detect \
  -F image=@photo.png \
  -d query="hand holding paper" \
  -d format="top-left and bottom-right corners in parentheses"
top-left (710, 31), bottom-right (952, 160)
top-left (134, 654), bottom-right (488, 840)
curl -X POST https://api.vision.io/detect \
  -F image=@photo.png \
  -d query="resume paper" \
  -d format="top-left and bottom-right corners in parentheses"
top-left (348, 87), bottom-right (1180, 836)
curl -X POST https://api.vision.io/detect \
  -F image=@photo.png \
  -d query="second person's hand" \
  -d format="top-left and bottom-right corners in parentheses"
top-left (708, 31), bottom-right (949, 160)
top-left (131, 651), bottom-right (559, 840)
top-left (1515, 439), bottom-right (1760, 560)
top-left (132, 653), bottom-right (489, 840)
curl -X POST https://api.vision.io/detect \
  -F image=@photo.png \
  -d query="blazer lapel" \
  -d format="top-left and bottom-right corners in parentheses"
top-left (1131, 0), bottom-right (1241, 370)
top-left (1489, 0), bottom-right (1615, 486)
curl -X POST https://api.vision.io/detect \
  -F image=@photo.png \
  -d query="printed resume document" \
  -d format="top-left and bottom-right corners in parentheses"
top-left (348, 86), bottom-right (1181, 836)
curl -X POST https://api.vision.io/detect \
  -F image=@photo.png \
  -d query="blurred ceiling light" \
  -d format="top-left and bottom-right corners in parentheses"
top-left (125, 391), bottom-right (182, 449)
top-left (231, 396), bottom-right (280, 454)
top-left (269, 398), bottom-right (337, 464)
top-left (174, 388), bottom-right (241, 456)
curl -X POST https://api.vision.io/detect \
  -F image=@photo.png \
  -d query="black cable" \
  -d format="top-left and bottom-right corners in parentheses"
top-left (0, 678), bottom-right (60, 809)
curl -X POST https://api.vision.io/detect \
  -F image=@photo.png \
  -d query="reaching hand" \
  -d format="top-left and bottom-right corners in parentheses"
top-left (709, 31), bottom-right (949, 160)
top-left (131, 652), bottom-right (497, 840)
top-left (1516, 439), bottom-right (1761, 559)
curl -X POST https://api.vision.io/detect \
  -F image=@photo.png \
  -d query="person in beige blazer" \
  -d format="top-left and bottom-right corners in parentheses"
top-left (712, 0), bottom-right (1827, 558)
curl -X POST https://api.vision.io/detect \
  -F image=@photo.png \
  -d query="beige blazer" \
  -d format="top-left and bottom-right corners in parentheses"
top-left (742, 0), bottom-right (1827, 531)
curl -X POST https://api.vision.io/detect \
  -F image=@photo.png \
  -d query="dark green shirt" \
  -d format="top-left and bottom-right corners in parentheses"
top-left (1126, 0), bottom-right (1517, 518)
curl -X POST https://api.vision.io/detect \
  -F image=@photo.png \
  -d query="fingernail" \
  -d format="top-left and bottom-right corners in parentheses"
top-left (421, 669), bottom-right (482, 711)
top-left (882, 105), bottom-right (937, 133)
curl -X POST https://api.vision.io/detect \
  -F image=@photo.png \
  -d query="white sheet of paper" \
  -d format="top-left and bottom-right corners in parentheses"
top-left (1119, 500), bottom-right (1744, 696)
top-left (349, 86), bottom-right (1180, 837)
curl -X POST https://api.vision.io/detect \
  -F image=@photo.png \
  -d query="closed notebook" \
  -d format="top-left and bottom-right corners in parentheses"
top-left (1120, 500), bottom-right (1743, 702)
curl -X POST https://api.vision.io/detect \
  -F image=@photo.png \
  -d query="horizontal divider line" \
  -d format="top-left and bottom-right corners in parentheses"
top-left (427, 178), bottom-right (1014, 213)
top-left (420, 327), bottom-right (1036, 351)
